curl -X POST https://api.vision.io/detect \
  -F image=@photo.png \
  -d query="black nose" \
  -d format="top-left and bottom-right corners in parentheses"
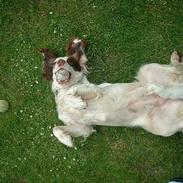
top-left (57, 59), bottom-right (65, 66)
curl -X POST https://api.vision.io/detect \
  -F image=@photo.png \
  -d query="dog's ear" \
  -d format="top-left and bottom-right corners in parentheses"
top-left (67, 38), bottom-right (88, 56)
top-left (39, 48), bottom-right (58, 80)
top-left (39, 48), bottom-right (58, 61)
top-left (66, 38), bottom-right (88, 72)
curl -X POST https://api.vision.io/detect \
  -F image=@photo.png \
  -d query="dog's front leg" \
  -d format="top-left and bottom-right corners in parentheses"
top-left (67, 84), bottom-right (103, 100)
top-left (53, 124), bottom-right (96, 147)
top-left (61, 94), bottom-right (87, 110)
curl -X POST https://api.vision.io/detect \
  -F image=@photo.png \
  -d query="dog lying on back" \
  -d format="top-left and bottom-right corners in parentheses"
top-left (40, 39), bottom-right (183, 147)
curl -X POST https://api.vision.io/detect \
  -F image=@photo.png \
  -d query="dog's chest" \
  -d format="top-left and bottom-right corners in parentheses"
top-left (55, 92), bottom-right (81, 124)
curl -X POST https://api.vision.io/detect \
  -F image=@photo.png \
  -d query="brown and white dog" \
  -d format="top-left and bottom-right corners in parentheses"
top-left (40, 39), bottom-right (183, 147)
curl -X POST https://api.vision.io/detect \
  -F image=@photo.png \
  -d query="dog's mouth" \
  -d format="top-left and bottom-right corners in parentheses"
top-left (55, 68), bottom-right (71, 84)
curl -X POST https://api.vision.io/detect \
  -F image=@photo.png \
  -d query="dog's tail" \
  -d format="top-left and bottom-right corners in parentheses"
top-left (0, 100), bottom-right (9, 113)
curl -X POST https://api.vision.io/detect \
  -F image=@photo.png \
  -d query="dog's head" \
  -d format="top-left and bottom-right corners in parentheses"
top-left (40, 38), bottom-right (88, 87)
top-left (53, 38), bottom-right (88, 87)
top-left (171, 51), bottom-right (183, 66)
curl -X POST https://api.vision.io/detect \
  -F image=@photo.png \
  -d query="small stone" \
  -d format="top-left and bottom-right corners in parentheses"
top-left (0, 100), bottom-right (9, 113)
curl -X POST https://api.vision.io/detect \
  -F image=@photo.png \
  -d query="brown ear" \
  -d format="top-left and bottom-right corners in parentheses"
top-left (39, 48), bottom-right (58, 80)
top-left (66, 38), bottom-right (88, 72)
top-left (66, 38), bottom-right (88, 56)
top-left (81, 39), bottom-right (88, 50)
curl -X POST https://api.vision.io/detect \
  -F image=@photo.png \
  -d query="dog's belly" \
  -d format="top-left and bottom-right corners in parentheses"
top-left (74, 83), bottom-right (163, 126)
top-left (76, 91), bottom-right (164, 126)
top-left (60, 101), bottom-right (142, 126)
top-left (58, 82), bottom-right (178, 130)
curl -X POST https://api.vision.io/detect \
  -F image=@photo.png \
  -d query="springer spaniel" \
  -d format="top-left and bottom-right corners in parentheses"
top-left (40, 39), bottom-right (183, 147)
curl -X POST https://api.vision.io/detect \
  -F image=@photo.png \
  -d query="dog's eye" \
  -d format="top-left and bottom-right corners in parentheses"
top-left (67, 57), bottom-right (82, 71)
top-left (67, 57), bottom-right (76, 65)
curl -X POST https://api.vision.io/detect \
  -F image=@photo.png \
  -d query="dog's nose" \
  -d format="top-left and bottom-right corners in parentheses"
top-left (57, 59), bottom-right (65, 66)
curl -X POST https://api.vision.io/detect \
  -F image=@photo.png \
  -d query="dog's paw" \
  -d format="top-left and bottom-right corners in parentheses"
top-left (63, 95), bottom-right (87, 110)
top-left (66, 86), bottom-right (78, 96)
top-left (71, 96), bottom-right (87, 109)
top-left (171, 51), bottom-right (182, 66)
top-left (95, 88), bottom-right (103, 99)
top-left (146, 84), bottom-right (164, 95)
top-left (53, 126), bottom-right (74, 148)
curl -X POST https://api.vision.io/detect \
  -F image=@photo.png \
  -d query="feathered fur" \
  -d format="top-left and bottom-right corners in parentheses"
top-left (41, 39), bottom-right (183, 147)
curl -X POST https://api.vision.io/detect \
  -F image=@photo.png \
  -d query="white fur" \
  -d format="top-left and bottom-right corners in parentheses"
top-left (137, 51), bottom-right (183, 99)
top-left (52, 50), bottom-right (183, 147)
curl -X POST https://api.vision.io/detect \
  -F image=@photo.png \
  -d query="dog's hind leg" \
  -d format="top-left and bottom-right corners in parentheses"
top-left (53, 124), bottom-right (95, 147)
top-left (147, 84), bottom-right (183, 99)
top-left (53, 126), bottom-right (73, 147)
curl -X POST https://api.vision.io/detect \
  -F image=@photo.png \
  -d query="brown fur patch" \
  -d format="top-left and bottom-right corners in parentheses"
top-left (66, 38), bottom-right (88, 65)
top-left (176, 51), bottom-right (182, 62)
top-left (66, 38), bottom-right (88, 56)
top-left (39, 48), bottom-right (58, 80)
top-left (67, 57), bottom-right (82, 71)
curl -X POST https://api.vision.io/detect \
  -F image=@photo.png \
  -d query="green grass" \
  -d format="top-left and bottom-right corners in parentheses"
top-left (1, 0), bottom-right (183, 182)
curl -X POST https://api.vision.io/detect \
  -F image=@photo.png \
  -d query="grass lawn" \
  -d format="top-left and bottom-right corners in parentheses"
top-left (1, 0), bottom-right (183, 182)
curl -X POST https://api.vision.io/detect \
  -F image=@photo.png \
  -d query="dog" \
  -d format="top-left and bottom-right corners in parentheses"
top-left (40, 39), bottom-right (183, 147)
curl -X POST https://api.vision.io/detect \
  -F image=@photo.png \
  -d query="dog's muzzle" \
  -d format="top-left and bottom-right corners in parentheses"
top-left (55, 68), bottom-right (71, 84)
